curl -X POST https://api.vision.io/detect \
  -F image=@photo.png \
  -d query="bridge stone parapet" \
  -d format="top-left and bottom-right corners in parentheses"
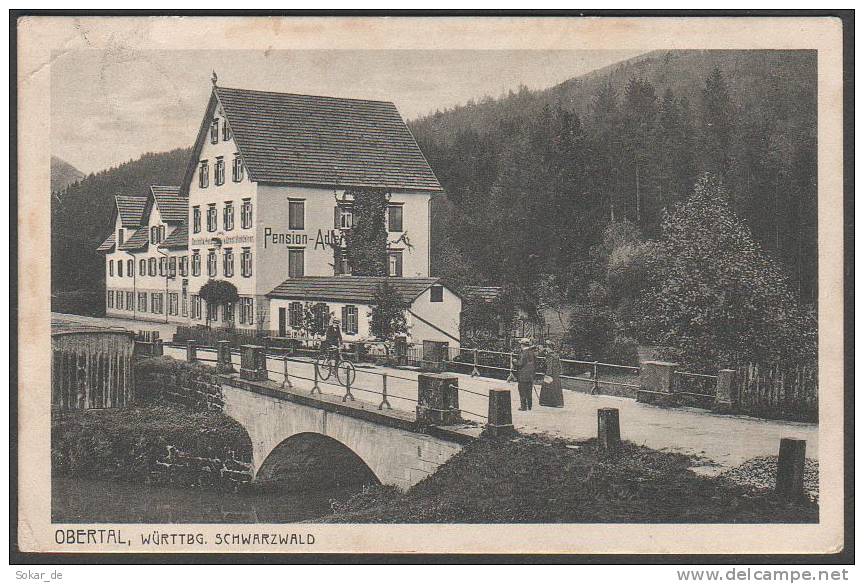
top-left (218, 373), bottom-right (475, 489)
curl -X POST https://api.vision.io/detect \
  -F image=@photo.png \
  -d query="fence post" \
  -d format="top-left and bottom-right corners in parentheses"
top-left (597, 408), bottom-right (621, 454)
top-left (636, 361), bottom-right (679, 406)
top-left (776, 438), bottom-right (807, 500)
top-left (416, 373), bottom-right (461, 425)
top-left (471, 349), bottom-right (480, 377)
top-left (216, 340), bottom-right (235, 374)
top-left (379, 373), bottom-right (392, 410)
top-left (484, 388), bottom-right (515, 437)
top-left (239, 344), bottom-right (267, 381)
top-left (713, 369), bottom-right (736, 413)
top-left (186, 340), bottom-right (198, 364)
top-left (592, 361), bottom-right (599, 395)
top-left (281, 356), bottom-right (293, 389)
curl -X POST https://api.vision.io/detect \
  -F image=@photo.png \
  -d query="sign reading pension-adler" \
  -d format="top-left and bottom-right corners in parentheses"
top-left (263, 227), bottom-right (343, 250)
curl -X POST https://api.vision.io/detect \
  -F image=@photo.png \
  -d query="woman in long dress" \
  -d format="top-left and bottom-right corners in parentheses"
top-left (539, 340), bottom-right (564, 408)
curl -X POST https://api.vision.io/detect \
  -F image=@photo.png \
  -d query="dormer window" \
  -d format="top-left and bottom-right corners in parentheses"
top-left (117, 229), bottom-right (124, 246)
top-left (223, 120), bottom-right (232, 141)
top-left (199, 160), bottom-right (209, 189)
top-left (215, 157), bottom-right (225, 186)
top-left (210, 119), bottom-right (219, 144)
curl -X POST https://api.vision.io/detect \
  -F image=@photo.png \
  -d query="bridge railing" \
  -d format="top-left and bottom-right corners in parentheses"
top-left (165, 342), bottom-right (490, 424)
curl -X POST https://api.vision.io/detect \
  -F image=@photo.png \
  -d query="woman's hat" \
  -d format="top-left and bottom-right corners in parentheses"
top-left (519, 337), bottom-right (531, 346)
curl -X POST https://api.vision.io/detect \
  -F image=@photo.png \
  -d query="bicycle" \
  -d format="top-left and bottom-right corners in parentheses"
top-left (314, 346), bottom-right (356, 387)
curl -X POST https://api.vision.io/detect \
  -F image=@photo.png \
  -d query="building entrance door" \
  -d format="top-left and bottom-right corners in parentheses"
top-left (278, 307), bottom-right (287, 337)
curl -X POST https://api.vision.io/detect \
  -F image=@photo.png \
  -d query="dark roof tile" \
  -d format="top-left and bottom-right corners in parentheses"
top-left (215, 87), bottom-right (442, 192)
top-left (151, 186), bottom-right (186, 223)
top-left (116, 195), bottom-right (148, 228)
top-left (118, 226), bottom-right (149, 251)
top-left (96, 233), bottom-right (116, 252)
top-left (267, 276), bottom-right (442, 304)
top-left (158, 225), bottom-right (188, 249)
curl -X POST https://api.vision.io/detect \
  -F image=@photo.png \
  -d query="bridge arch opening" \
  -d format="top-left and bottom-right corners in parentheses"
top-left (256, 432), bottom-right (380, 492)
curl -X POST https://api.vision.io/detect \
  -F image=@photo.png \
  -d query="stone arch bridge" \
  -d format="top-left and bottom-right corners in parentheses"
top-left (220, 376), bottom-right (475, 489)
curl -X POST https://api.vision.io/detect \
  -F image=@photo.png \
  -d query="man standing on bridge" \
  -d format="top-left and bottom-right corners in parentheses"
top-left (514, 337), bottom-right (537, 411)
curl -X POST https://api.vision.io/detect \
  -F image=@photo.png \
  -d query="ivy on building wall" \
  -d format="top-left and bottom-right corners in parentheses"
top-left (340, 188), bottom-right (390, 276)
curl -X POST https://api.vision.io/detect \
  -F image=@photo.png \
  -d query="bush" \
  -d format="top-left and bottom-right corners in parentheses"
top-left (605, 336), bottom-right (639, 367)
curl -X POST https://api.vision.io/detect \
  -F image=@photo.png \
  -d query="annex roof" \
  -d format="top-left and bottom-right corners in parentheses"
top-left (116, 195), bottom-right (149, 228)
top-left (267, 276), bottom-right (445, 304)
top-left (96, 233), bottom-right (116, 253)
top-left (117, 226), bottom-right (150, 251)
top-left (150, 186), bottom-right (186, 223)
top-left (183, 86), bottom-right (443, 194)
top-left (158, 225), bottom-right (188, 250)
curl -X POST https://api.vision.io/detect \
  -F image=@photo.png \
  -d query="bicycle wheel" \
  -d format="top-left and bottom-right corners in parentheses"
top-left (336, 360), bottom-right (356, 387)
top-left (315, 353), bottom-right (333, 381)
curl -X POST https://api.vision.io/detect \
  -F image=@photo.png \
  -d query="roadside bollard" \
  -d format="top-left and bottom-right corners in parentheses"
top-left (776, 438), bottom-right (807, 500)
top-left (597, 408), bottom-right (621, 454)
top-left (485, 388), bottom-right (515, 437)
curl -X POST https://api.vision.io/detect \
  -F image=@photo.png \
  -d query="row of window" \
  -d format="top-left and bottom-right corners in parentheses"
top-left (199, 154), bottom-right (244, 188)
top-left (277, 302), bottom-right (360, 336)
top-left (211, 117), bottom-right (231, 144)
top-left (193, 199), bottom-right (252, 233)
top-left (108, 256), bottom-right (189, 279)
top-left (189, 247), bottom-right (253, 278)
top-left (110, 247), bottom-right (405, 279)
top-left (107, 290), bottom-right (184, 317)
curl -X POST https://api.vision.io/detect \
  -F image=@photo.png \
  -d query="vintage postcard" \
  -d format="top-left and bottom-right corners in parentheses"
top-left (15, 14), bottom-right (848, 557)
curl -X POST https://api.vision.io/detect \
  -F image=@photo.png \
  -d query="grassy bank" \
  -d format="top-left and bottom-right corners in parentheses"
top-left (323, 434), bottom-right (818, 523)
top-left (51, 402), bottom-right (252, 484)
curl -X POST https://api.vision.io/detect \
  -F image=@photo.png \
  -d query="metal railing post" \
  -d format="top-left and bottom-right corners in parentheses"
top-left (281, 355), bottom-right (292, 389)
top-left (379, 373), bottom-right (392, 410)
top-left (592, 361), bottom-right (599, 395)
top-left (342, 373), bottom-right (355, 402)
top-left (310, 361), bottom-right (321, 395)
top-left (471, 348), bottom-right (480, 377)
top-left (506, 352), bottom-right (516, 383)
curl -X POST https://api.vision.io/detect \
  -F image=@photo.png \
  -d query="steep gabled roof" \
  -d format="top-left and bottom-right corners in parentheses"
top-left (158, 225), bottom-right (188, 250)
top-left (267, 276), bottom-right (444, 304)
top-left (117, 226), bottom-right (149, 251)
top-left (150, 185), bottom-right (186, 223)
top-left (182, 86), bottom-right (442, 194)
top-left (116, 195), bottom-right (149, 228)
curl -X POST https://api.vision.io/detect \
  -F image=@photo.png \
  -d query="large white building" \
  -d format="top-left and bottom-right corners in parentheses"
top-left (99, 82), bottom-right (461, 345)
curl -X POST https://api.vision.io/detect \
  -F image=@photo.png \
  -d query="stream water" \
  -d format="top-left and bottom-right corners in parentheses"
top-left (52, 476), bottom-right (348, 523)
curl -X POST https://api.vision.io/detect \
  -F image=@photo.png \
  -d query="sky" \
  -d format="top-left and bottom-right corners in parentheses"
top-left (51, 49), bottom-right (641, 175)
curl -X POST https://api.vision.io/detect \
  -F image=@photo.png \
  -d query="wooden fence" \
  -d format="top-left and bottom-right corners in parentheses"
top-left (734, 363), bottom-right (818, 422)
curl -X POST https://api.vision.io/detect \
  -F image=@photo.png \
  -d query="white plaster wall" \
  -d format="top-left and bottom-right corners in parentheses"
top-left (408, 286), bottom-right (462, 346)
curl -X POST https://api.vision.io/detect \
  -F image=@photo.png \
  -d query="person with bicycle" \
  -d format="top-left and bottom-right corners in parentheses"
top-left (320, 317), bottom-right (343, 360)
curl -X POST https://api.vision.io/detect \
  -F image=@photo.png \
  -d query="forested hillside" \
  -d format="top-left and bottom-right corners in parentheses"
top-left (410, 50), bottom-right (817, 307)
top-left (51, 148), bottom-right (192, 305)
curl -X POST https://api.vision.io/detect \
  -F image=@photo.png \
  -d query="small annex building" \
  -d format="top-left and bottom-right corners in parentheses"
top-left (267, 276), bottom-right (461, 346)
